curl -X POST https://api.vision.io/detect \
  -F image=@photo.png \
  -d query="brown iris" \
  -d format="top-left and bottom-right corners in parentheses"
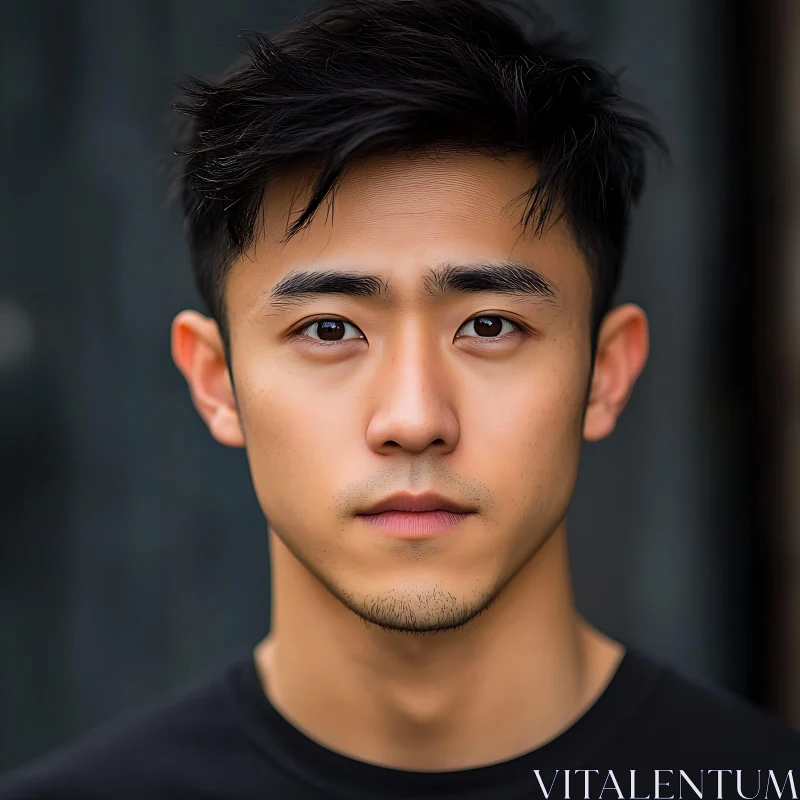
top-left (316, 320), bottom-right (347, 340)
top-left (472, 316), bottom-right (503, 337)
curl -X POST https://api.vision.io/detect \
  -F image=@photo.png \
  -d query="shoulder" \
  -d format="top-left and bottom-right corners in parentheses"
top-left (0, 660), bottom-right (249, 800)
top-left (622, 649), bottom-right (800, 766)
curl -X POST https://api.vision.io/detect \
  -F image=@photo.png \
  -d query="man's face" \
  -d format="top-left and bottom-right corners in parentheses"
top-left (224, 152), bottom-right (594, 632)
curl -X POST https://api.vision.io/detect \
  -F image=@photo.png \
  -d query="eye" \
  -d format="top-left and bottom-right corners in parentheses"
top-left (455, 315), bottom-right (520, 339)
top-left (300, 318), bottom-right (365, 342)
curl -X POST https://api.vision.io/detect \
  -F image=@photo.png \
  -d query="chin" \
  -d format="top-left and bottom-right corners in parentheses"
top-left (334, 575), bottom-right (499, 634)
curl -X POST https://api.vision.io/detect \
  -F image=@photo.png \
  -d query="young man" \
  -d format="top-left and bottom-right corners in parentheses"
top-left (3, 0), bottom-right (799, 797)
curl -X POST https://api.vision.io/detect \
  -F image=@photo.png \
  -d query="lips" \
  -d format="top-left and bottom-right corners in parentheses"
top-left (358, 492), bottom-right (475, 516)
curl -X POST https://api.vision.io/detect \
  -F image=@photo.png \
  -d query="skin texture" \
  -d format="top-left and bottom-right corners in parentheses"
top-left (172, 151), bottom-right (649, 770)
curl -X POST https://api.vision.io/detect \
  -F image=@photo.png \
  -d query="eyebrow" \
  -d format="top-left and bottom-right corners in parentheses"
top-left (265, 260), bottom-right (558, 309)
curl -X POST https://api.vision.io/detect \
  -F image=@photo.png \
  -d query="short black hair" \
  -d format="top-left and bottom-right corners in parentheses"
top-left (171, 0), bottom-right (666, 366)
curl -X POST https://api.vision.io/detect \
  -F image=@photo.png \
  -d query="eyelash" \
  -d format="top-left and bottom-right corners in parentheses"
top-left (290, 315), bottom-right (529, 346)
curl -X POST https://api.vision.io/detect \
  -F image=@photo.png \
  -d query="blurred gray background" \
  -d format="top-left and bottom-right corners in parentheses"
top-left (1, 0), bottom-right (793, 774)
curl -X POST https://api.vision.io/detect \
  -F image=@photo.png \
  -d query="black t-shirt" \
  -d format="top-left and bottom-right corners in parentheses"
top-left (1, 647), bottom-right (798, 799)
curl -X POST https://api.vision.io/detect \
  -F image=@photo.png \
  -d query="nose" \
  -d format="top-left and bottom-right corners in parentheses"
top-left (365, 329), bottom-right (460, 456)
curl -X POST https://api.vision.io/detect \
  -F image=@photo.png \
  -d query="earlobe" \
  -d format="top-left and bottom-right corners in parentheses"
top-left (582, 304), bottom-right (649, 443)
top-left (171, 310), bottom-right (246, 449)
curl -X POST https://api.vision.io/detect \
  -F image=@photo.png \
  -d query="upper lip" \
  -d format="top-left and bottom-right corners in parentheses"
top-left (359, 492), bottom-right (475, 515)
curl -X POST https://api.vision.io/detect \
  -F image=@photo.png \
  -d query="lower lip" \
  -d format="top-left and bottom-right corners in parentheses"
top-left (358, 510), bottom-right (472, 538)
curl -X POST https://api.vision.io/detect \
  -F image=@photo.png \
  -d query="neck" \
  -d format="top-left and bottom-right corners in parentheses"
top-left (254, 522), bottom-right (623, 771)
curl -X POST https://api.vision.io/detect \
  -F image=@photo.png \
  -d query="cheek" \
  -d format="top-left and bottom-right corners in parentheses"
top-left (463, 350), bottom-right (586, 511)
top-left (235, 367), bottom-right (354, 518)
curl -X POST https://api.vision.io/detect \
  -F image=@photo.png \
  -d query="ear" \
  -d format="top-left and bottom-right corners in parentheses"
top-left (583, 304), bottom-right (649, 442)
top-left (171, 310), bottom-right (245, 448)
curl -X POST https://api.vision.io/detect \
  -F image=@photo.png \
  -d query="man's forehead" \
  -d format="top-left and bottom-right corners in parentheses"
top-left (259, 151), bottom-right (538, 235)
top-left (231, 153), bottom-right (586, 313)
